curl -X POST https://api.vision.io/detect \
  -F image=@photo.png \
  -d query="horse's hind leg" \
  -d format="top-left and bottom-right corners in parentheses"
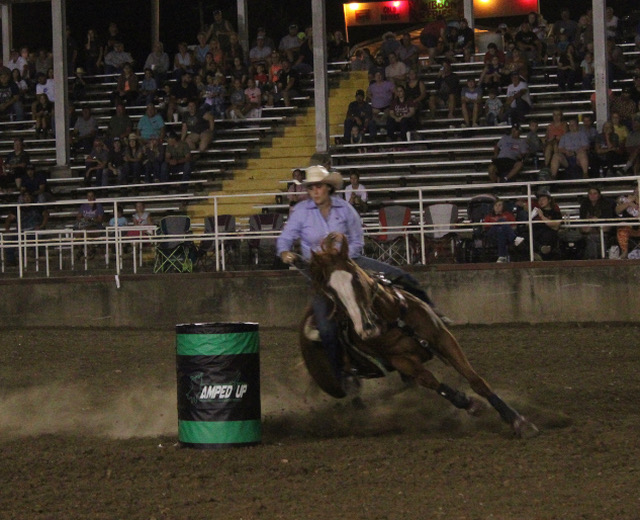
top-left (431, 329), bottom-right (539, 438)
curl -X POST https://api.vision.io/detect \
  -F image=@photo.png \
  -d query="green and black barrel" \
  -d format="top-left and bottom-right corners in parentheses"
top-left (176, 322), bottom-right (261, 449)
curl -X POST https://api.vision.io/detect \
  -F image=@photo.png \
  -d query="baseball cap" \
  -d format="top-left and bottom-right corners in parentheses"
top-left (536, 188), bottom-right (551, 198)
top-left (511, 122), bottom-right (520, 130)
top-left (355, 89), bottom-right (365, 97)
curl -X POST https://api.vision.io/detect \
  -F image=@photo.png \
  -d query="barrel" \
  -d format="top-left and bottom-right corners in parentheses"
top-left (176, 322), bottom-right (261, 449)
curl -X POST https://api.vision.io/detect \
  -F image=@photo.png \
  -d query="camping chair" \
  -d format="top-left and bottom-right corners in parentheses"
top-left (153, 215), bottom-right (194, 273)
top-left (423, 203), bottom-right (459, 263)
top-left (248, 213), bottom-right (284, 266)
top-left (196, 215), bottom-right (236, 271)
top-left (465, 194), bottom-right (498, 262)
top-left (369, 205), bottom-right (415, 266)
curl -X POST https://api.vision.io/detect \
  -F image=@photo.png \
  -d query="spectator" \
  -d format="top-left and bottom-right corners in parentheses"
top-left (107, 102), bottom-right (133, 143)
top-left (0, 69), bottom-right (24, 121)
top-left (227, 78), bottom-right (247, 119)
top-left (243, 78), bottom-right (263, 118)
top-left (160, 132), bottom-right (192, 182)
top-left (544, 109), bottom-right (568, 167)
top-left (193, 31), bottom-right (211, 70)
top-left (428, 60), bottom-right (459, 120)
top-left (106, 138), bottom-right (126, 185)
top-left (137, 102), bottom-right (165, 143)
top-left (131, 201), bottom-right (153, 227)
top-left (103, 41), bottom-right (134, 76)
top-left (207, 9), bottom-right (235, 53)
top-left (615, 186), bottom-right (640, 259)
top-left (595, 121), bottom-right (625, 177)
top-left (72, 107), bottom-right (98, 153)
top-left (83, 29), bottom-right (103, 75)
top-left (66, 26), bottom-right (79, 73)
top-left (108, 205), bottom-right (128, 227)
top-left (580, 51), bottom-right (594, 89)
top-left (550, 118), bottom-right (590, 179)
top-left (343, 89), bottom-right (375, 143)
top-left (344, 171), bottom-right (368, 213)
top-left (34, 49), bottom-right (52, 77)
top-left (4, 137), bottom-right (31, 181)
top-left (137, 68), bottom-right (158, 106)
top-left (84, 138), bottom-right (109, 186)
top-left (328, 30), bottom-right (350, 63)
top-left (249, 35), bottom-right (272, 70)
top-left (123, 133), bottom-right (144, 183)
top-left (168, 70), bottom-right (199, 121)
top-left (606, 37), bottom-right (627, 83)
top-left (143, 42), bottom-right (170, 84)
top-left (367, 70), bottom-right (395, 125)
top-left (7, 48), bottom-right (27, 77)
top-left (4, 190), bottom-right (49, 238)
top-left (621, 116), bottom-right (640, 175)
top-left (293, 29), bottom-right (314, 75)
top-left (460, 77), bottom-right (482, 127)
top-left (20, 164), bottom-right (52, 204)
top-left (207, 39), bottom-right (226, 72)
top-left (35, 70), bottom-right (55, 103)
top-left (525, 120), bottom-right (544, 166)
top-left (278, 23), bottom-right (302, 63)
top-left (173, 42), bottom-right (195, 80)
top-left (515, 22), bottom-right (542, 64)
top-left (530, 189), bottom-right (562, 260)
top-left (70, 67), bottom-right (87, 101)
top-left (143, 137), bottom-right (163, 183)
top-left (273, 59), bottom-right (299, 107)
top-left (405, 68), bottom-right (428, 110)
top-left (579, 185), bottom-right (615, 259)
top-left (203, 72), bottom-right (226, 118)
top-left (552, 9), bottom-right (578, 44)
top-left (556, 44), bottom-right (578, 91)
top-left (31, 93), bottom-right (52, 138)
top-left (386, 84), bottom-right (416, 141)
top-left (479, 54), bottom-right (502, 91)
top-left (287, 168), bottom-right (308, 208)
top-left (112, 62), bottom-right (138, 106)
top-left (380, 31), bottom-right (401, 60)
top-left (10, 69), bottom-right (27, 98)
top-left (611, 112), bottom-right (629, 148)
top-left (103, 21), bottom-right (123, 56)
top-left (226, 32), bottom-right (245, 69)
top-left (419, 15), bottom-right (447, 67)
top-left (454, 18), bottom-right (475, 62)
top-left (252, 27), bottom-right (275, 53)
top-left (503, 71), bottom-right (531, 126)
top-left (483, 87), bottom-right (503, 126)
top-left (483, 198), bottom-right (525, 262)
top-left (396, 33), bottom-right (419, 69)
top-left (181, 100), bottom-right (214, 152)
top-left (502, 48), bottom-right (528, 83)
top-left (483, 42), bottom-right (505, 66)
top-left (384, 52), bottom-right (407, 86)
top-left (488, 123), bottom-right (528, 183)
top-left (611, 88), bottom-right (637, 130)
top-left (605, 7), bottom-right (619, 40)
top-left (629, 75), bottom-right (640, 106)
top-left (367, 53), bottom-right (387, 82)
top-left (75, 190), bottom-right (104, 229)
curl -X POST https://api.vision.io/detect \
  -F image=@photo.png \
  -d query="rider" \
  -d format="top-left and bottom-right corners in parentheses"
top-left (277, 165), bottom-right (442, 382)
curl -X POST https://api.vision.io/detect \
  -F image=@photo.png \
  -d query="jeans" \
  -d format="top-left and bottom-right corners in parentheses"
top-left (160, 161), bottom-right (192, 182)
top-left (486, 224), bottom-right (517, 257)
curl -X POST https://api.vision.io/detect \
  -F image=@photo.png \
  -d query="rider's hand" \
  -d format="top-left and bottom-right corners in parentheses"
top-left (281, 251), bottom-right (296, 264)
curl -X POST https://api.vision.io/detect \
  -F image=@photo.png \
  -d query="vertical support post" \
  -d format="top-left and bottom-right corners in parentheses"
top-left (51, 0), bottom-right (70, 167)
top-left (150, 0), bottom-right (160, 48)
top-left (236, 0), bottom-right (250, 59)
top-left (1, 3), bottom-right (11, 64)
top-left (592, 0), bottom-right (609, 131)
top-left (312, 0), bottom-right (329, 153)
top-left (463, 0), bottom-right (473, 27)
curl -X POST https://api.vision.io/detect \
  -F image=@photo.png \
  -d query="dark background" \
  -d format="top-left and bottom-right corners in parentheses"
top-left (9, 0), bottom-right (639, 68)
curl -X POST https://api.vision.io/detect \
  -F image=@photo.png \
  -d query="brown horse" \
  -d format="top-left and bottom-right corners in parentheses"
top-left (300, 232), bottom-right (539, 438)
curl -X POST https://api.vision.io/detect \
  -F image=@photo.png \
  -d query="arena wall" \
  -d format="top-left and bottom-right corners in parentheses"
top-left (2, 261), bottom-right (639, 329)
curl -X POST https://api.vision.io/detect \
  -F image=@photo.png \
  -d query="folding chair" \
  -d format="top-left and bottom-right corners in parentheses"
top-left (369, 205), bottom-right (415, 265)
top-left (423, 203), bottom-right (459, 263)
top-left (153, 215), bottom-right (194, 273)
top-left (466, 194), bottom-right (498, 262)
top-left (248, 213), bottom-right (284, 265)
top-left (196, 215), bottom-right (236, 271)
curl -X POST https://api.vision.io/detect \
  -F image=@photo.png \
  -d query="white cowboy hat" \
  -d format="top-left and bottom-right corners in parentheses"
top-left (297, 165), bottom-right (343, 190)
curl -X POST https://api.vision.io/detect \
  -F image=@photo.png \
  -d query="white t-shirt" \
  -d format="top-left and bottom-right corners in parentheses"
top-left (345, 183), bottom-right (368, 203)
top-left (506, 80), bottom-right (531, 108)
top-left (36, 80), bottom-right (55, 102)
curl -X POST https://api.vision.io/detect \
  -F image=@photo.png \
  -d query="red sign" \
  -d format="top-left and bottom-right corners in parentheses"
top-left (344, 1), bottom-right (411, 27)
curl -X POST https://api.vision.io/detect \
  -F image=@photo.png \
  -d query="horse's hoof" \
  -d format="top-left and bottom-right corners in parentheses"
top-left (466, 397), bottom-right (487, 417)
top-left (513, 416), bottom-right (540, 439)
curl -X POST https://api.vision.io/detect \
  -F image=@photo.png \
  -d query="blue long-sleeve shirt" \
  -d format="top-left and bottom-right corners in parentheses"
top-left (276, 196), bottom-right (364, 260)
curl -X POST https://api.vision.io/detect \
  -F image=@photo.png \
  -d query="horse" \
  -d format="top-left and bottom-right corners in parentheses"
top-left (299, 232), bottom-right (539, 439)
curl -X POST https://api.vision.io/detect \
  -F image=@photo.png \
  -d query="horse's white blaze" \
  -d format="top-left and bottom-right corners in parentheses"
top-left (328, 270), bottom-right (366, 336)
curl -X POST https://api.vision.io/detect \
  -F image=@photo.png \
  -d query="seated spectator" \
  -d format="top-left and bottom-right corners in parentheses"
top-left (503, 71), bottom-right (531, 125)
top-left (525, 120), bottom-right (544, 167)
top-left (273, 59), bottom-right (299, 107)
top-left (384, 52), bottom-right (407, 86)
top-left (0, 69), bottom-right (24, 121)
top-left (515, 21), bottom-right (542, 64)
top-left (367, 71), bottom-right (395, 124)
top-left (123, 133), bottom-right (144, 183)
top-left (502, 49), bottom-right (528, 84)
top-left (615, 186), bottom-right (640, 259)
top-left (488, 123), bottom-right (528, 183)
top-left (84, 138), bottom-right (109, 186)
top-left (386, 85), bottom-right (416, 141)
top-left (143, 42), bottom-right (170, 83)
top-left (278, 23), bottom-right (302, 64)
top-left (428, 60), bottom-right (459, 120)
top-left (629, 75), bottom-right (640, 106)
top-left (35, 70), bottom-right (55, 104)
top-left (610, 112), bottom-right (629, 148)
top-left (479, 55), bottom-right (502, 91)
top-left (72, 107), bottom-right (98, 153)
top-left (107, 102), bottom-right (133, 143)
top-left (75, 190), bottom-right (104, 229)
top-left (293, 29), bottom-right (314, 75)
top-left (579, 185), bottom-right (615, 259)
top-left (350, 49), bottom-right (370, 72)
top-left (83, 29), bottom-right (103, 76)
top-left (610, 88), bottom-right (637, 130)
top-left (206, 9), bottom-right (236, 53)
top-left (454, 18), bottom-right (475, 62)
top-left (70, 67), bottom-right (87, 101)
top-left (131, 201), bottom-right (153, 228)
top-left (106, 138), bottom-right (126, 185)
top-left (160, 132), bottom-right (192, 182)
top-left (530, 189), bottom-right (562, 260)
top-left (181, 100), bottom-right (215, 152)
top-left (173, 42), bottom-right (195, 80)
top-left (111, 63), bottom-right (138, 106)
top-left (137, 68), bottom-right (158, 106)
top-left (483, 87), bottom-right (503, 126)
top-left (11, 69), bottom-right (27, 98)
top-left (419, 15), bottom-right (447, 68)
top-left (460, 77), bottom-right (482, 127)
top-left (621, 116), bottom-right (640, 175)
top-left (606, 37), bottom-right (627, 83)
top-left (287, 168), bottom-right (308, 208)
top-left (404, 68), bottom-right (427, 110)
top-left (580, 51), bottom-right (594, 89)
top-left (483, 198), bottom-right (525, 262)
top-left (343, 89), bottom-right (376, 143)
top-left (556, 44), bottom-right (578, 91)
top-left (368, 53), bottom-right (388, 83)
top-left (203, 72), bottom-right (226, 119)
top-left (20, 164), bottom-right (53, 204)
top-left (137, 102), bottom-right (165, 143)
top-left (143, 137), bottom-right (163, 183)
top-left (167, 71), bottom-right (198, 122)
top-left (380, 31), bottom-right (401, 60)
top-left (104, 41), bottom-right (134, 76)
top-left (108, 206), bottom-right (128, 227)
top-left (4, 191), bottom-right (49, 235)
top-left (249, 34), bottom-right (272, 71)
top-left (550, 118), bottom-right (590, 179)
top-left (4, 137), bottom-right (31, 181)
top-left (344, 171), bottom-right (368, 213)
top-left (552, 8), bottom-right (578, 46)
top-left (595, 121), bottom-right (625, 177)
top-left (580, 112), bottom-right (599, 176)
top-left (227, 78), bottom-right (247, 119)
top-left (483, 42), bottom-right (505, 66)
top-left (328, 30), bottom-right (350, 63)
top-left (544, 109), bottom-right (568, 167)
top-left (230, 56), bottom-right (249, 85)
top-left (243, 78), bottom-right (263, 118)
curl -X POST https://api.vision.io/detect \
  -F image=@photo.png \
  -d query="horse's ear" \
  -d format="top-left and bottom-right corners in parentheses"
top-left (339, 234), bottom-right (349, 259)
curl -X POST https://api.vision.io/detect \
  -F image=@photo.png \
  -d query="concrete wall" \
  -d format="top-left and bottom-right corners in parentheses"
top-left (1, 262), bottom-right (638, 329)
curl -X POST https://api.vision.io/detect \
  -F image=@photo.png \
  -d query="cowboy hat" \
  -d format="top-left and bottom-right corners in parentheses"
top-left (298, 165), bottom-right (343, 190)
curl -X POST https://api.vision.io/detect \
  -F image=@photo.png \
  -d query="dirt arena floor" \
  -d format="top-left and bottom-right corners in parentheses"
top-left (1, 324), bottom-right (639, 520)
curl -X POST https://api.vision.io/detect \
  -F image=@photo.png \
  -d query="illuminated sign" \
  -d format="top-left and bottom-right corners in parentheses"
top-left (473, 0), bottom-right (539, 18)
top-left (344, 1), bottom-right (411, 27)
